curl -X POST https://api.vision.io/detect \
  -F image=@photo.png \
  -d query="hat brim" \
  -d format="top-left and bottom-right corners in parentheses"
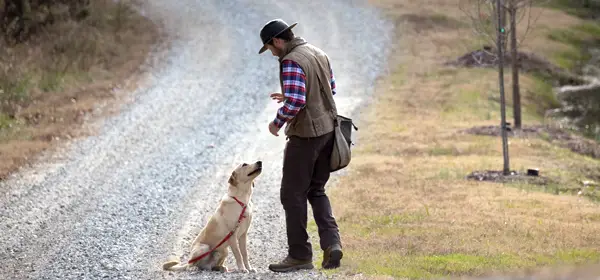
top-left (258, 22), bottom-right (297, 54)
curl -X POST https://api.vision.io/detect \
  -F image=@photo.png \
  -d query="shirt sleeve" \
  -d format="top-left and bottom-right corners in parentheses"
top-left (273, 59), bottom-right (307, 128)
top-left (330, 65), bottom-right (336, 96)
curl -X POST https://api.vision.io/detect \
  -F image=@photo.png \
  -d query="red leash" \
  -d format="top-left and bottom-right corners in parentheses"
top-left (188, 196), bottom-right (247, 265)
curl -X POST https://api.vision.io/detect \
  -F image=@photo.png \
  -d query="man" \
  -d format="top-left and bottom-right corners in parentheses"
top-left (258, 18), bottom-right (343, 272)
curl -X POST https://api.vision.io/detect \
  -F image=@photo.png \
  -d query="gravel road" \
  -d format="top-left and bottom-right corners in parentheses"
top-left (0, 0), bottom-right (392, 279)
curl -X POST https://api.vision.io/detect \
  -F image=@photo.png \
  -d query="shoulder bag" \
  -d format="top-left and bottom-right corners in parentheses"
top-left (313, 66), bottom-right (358, 172)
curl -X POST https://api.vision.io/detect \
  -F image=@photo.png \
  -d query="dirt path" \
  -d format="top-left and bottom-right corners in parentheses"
top-left (0, 0), bottom-right (392, 279)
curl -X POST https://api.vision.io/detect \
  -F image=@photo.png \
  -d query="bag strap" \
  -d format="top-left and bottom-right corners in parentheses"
top-left (313, 58), bottom-right (338, 118)
top-left (287, 52), bottom-right (338, 122)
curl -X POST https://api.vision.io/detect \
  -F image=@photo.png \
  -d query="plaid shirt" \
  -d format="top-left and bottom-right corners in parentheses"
top-left (273, 59), bottom-right (337, 128)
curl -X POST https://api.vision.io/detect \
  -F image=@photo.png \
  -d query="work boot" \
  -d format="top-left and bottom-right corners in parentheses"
top-left (322, 244), bottom-right (343, 269)
top-left (268, 255), bottom-right (314, 272)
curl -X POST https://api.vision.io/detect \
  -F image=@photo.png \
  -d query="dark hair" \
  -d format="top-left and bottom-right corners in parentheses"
top-left (269, 29), bottom-right (294, 44)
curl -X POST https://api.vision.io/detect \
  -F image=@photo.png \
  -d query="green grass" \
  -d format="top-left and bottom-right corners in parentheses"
top-left (349, 250), bottom-right (600, 280)
top-left (440, 88), bottom-right (490, 119)
top-left (547, 22), bottom-right (600, 71)
top-left (357, 253), bottom-right (522, 279)
top-left (547, 29), bottom-right (587, 46)
top-left (0, 75), bottom-right (32, 104)
top-left (575, 22), bottom-right (600, 37)
top-left (553, 49), bottom-right (588, 71)
top-left (545, 0), bottom-right (600, 18)
top-left (428, 145), bottom-right (460, 156)
top-left (0, 113), bottom-right (25, 142)
top-left (365, 213), bottom-right (430, 226)
top-left (0, 113), bottom-right (15, 130)
top-left (528, 75), bottom-right (562, 114)
top-left (427, 13), bottom-right (469, 29)
top-left (39, 71), bottom-right (65, 93)
top-left (437, 71), bottom-right (559, 125)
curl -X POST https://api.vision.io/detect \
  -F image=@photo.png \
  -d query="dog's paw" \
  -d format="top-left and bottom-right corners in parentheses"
top-left (248, 267), bottom-right (257, 273)
top-left (212, 265), bottom-right (228, 273)
top-left (232, 268), bottom-right (249, 273)
top-left (188, 266), bottom-right (199, 271)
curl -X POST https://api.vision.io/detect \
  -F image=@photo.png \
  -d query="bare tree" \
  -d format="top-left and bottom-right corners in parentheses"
top-left (459, 0), bottom-right (511, 174)
top-left (508, 0), bottom-right (521, 130)
top-left (494, 0), bottom-right (510, 175)
top-left (459, 0), bottom-right (545, 131)
top-left (505, 0), bottom-right (546, 129)
top-left (459, 0), bottom-right (548, 174)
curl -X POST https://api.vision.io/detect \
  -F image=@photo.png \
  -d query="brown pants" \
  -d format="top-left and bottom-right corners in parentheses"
top-left (281, 131), bottom-right (341, 261)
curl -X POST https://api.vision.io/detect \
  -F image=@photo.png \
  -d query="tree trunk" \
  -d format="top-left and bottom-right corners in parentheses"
top-left (500, 0), bottom-right (508, 52)
top-left (495, 0), bottom-right (510, 175)
top-left (509, 1), bottom-right (522, 129)
top-left (491, 0), bottom-right (508, 52)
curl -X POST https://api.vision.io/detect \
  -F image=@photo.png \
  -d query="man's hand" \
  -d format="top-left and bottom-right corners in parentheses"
top-left (268, 122), bottom-right (280, 137)
top-left (270, 93), bottom-right (285, 103)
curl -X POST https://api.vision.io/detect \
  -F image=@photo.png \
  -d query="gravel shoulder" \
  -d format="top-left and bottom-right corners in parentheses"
top-left (0, 1), bottom-right (392, 279)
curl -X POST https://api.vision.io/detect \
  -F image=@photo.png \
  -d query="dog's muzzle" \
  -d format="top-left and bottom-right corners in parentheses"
top-left (248, 161), bottom-right (262, 176)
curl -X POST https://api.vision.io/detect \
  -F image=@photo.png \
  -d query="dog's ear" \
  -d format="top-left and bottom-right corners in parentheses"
top-left (228, 171), bottom-right (238, 186)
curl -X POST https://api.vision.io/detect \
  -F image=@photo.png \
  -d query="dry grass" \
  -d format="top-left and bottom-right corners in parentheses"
top-left (0, 0), bottom-right (162, 180)
top-left (312, 1), bottom-right (600, 279)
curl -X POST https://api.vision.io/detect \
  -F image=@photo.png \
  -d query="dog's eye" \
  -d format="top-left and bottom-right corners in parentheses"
top-left (242, 163), bottom-right (248, 167)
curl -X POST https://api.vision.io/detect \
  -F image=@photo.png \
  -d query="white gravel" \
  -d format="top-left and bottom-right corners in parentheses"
top-left (0, 0), bottom-right (393, 279)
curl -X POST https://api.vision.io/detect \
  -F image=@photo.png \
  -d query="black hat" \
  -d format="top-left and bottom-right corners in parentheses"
top-left (258, 19), bottom-right (297, 54)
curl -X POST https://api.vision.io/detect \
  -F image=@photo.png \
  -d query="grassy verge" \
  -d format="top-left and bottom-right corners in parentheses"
top-left (544, 6), bottom-right (600, 141)
top-left (546, 21), bottom-right (600, 71)
top-left (0, 0), bottom-right (161, 180)
top-left (307, 1), bottom-right (600, 279)
top-left (544, 0), bottom-right (600, 19)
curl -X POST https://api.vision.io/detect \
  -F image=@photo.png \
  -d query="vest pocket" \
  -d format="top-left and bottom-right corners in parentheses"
top-left (311, 113), bottom-right (334, 135)
top-left (312, 120), bottom-right (321, 133)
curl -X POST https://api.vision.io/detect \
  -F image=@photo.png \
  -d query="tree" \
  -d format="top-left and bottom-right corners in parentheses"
top-left (459, 0), bottom-right (546, 174)
top-left (459, 0), bottom-right (545, 130)
top-left (459, 0), bottom-right (511, 174)
top-left (505, 0), bottom-right (545, 129)
top-left (508, 0), bottom-right (521, 130)
top-left (494, 0), bottom-right (510, 175)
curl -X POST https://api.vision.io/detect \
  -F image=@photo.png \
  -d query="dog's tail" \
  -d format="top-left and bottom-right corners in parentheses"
top-left (163, 244), bottom-right (211, 271)
top-left (162, 259), bottom-right (189, 271)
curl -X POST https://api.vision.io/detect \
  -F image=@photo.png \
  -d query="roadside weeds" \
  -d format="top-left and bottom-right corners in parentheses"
top-left (0, 0), bottom-right (164, 180)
